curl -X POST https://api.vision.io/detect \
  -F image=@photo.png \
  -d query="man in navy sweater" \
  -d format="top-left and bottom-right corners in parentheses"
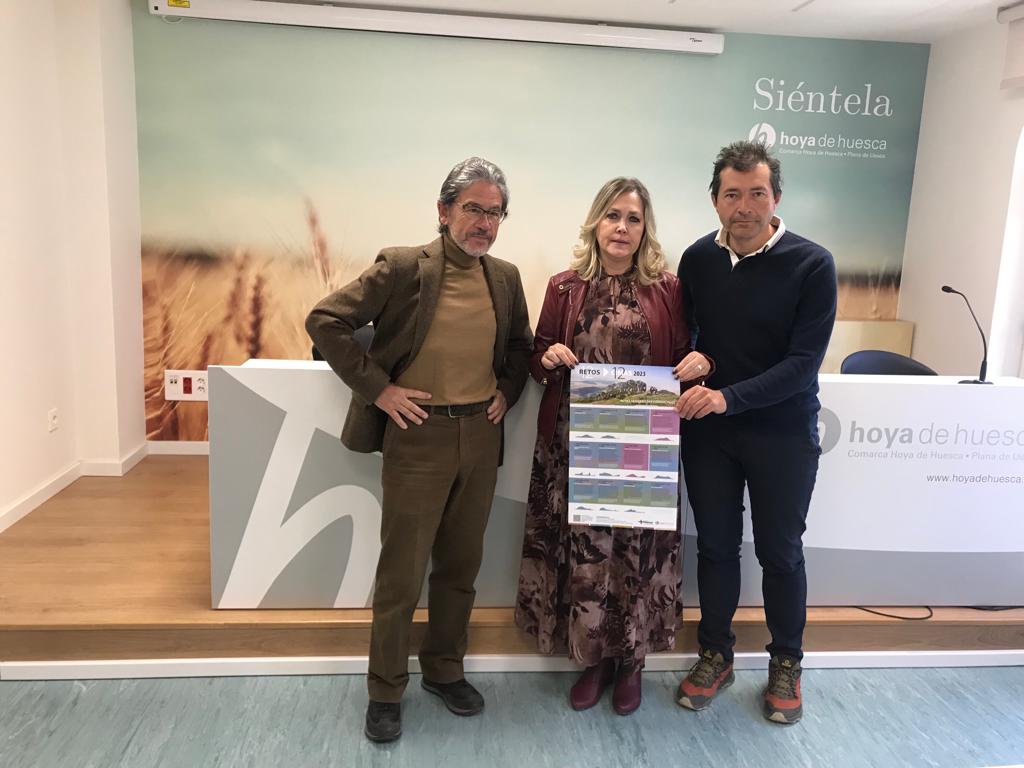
top-left (671, 141), bottom-right (837, 725)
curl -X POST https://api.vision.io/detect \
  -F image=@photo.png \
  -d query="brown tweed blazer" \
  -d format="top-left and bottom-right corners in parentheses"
top-left (306, 237), bottom-right (533, 454)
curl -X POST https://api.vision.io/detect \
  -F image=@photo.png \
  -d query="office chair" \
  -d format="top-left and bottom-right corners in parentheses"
top-left (840, 349), bottom-right (937, 376)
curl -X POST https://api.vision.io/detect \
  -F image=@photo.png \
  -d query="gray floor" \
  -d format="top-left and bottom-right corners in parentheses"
top-left (1, 668), bottom-right (1023, 768)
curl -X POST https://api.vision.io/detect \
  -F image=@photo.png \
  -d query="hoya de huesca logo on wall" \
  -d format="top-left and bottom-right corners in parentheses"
top-left (749, 77), bottom-right (894, 161)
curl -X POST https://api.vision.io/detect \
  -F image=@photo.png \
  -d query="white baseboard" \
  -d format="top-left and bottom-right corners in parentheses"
top-left (3, 650), bottom-right (1022, 681)
top-left (147, 440), bottom-right (209, 455)
top-left (1, 444), bottom-right (150, 532)
top-left (121, 442), bottom-right (148, 473)
top-left (79, 442), bottom-right (148, 477)
top-left (0, 462), bottom-right (82, 534)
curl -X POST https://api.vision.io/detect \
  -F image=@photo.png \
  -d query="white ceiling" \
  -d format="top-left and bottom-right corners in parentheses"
top-left (305, 0), bottom-right (1009, 43)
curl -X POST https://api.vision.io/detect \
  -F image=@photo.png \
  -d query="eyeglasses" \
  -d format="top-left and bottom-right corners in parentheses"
top-left (460, 202), bottom-right (508, 224)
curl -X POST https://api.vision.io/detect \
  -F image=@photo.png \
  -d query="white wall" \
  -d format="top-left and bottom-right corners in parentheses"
top-left (1, 2), bottom-right (80, 521)
top-left (0, 0), bottom-right (145, 528)
top-left (988, 126), bottom-right (1024, 377)
top-left (900, 21), bottom-right (1024, 376)
top-left (57, 0), bottom-right (145, 470)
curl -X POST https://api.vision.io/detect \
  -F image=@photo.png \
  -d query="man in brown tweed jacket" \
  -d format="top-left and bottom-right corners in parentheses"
top-left (306, 157), bottom-right (532, 743)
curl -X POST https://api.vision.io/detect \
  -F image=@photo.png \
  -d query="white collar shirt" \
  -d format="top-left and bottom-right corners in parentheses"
top-left (714, 216), bottom-right (786, 269)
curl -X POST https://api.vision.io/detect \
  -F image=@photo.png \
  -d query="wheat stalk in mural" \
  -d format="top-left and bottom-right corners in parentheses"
top-left (246, 271), bottom-right (266, 360)
top-left (142, 283), bottom-right (180, 440)
top-left (225, 249), bottom-right (251, 346)
top-left (307, 199), bottom-right (332, 289)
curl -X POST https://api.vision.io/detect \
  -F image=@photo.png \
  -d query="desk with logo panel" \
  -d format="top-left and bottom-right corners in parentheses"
top-left (208, 362), bottom-right (1024, 609)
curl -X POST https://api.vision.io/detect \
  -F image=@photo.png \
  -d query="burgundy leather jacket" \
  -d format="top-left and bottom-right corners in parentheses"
top-left (530, 268), bottom-right (694, 444)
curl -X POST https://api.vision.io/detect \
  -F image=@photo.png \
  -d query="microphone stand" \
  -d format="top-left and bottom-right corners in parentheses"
top-left (941, 285), bottom-right (993, 385)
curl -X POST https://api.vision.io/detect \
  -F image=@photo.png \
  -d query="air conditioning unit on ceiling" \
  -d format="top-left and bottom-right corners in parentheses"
top-left (148, 0), bottom-right (725, 55)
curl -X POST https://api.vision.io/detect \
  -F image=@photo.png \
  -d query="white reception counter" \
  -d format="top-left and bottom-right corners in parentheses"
top-left (208, 362), bottom-right (1024, 609)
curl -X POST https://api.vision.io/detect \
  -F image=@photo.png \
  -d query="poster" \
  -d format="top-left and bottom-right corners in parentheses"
top-left (568, 364), bottom-right (681, 531)
top-left (132, 6), bottom-right (929, 439)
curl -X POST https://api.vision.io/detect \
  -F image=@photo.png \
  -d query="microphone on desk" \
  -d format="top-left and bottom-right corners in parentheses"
top-left (940, 285), bottom-right (993, 384)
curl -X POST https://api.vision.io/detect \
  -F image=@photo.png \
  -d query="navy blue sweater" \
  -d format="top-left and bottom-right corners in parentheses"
top-left (677, 229), bottom-right (837, 430)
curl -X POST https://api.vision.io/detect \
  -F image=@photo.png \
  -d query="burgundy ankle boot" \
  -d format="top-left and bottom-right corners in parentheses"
top-left (612, 664), bottom-right (642, 715)
top-left (569, 658), bottom-right (616, 710)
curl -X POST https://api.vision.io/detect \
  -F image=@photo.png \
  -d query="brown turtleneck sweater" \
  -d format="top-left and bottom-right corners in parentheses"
top-left (396, 235), bottom-right (497, 405)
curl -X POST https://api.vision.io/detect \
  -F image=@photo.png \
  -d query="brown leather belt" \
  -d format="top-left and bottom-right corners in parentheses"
top-left (419, 400), bottom-right (491, 418)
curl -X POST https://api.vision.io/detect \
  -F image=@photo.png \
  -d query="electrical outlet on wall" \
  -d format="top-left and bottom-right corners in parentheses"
top-left (164, 369), bottom-right (209, 401)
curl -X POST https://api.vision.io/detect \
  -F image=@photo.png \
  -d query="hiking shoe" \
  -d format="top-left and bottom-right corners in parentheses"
top-left (364, 701), bottom-right (401, 743)
top-left (677, 648), bottom-right (735, 711)
top-left (763, 655), bottom-right (802, 724)
top-left (421, 678), bottom-right (485, 716)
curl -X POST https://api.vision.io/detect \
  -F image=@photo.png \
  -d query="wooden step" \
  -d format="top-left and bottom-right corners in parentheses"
top-left (2, 457), bottom-right (1021, 662)
top-left (4, 606), bottom-right (1023, 662)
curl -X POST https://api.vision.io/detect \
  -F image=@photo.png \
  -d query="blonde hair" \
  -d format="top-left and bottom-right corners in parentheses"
top-left (569, 177), bottom-right (667, 286)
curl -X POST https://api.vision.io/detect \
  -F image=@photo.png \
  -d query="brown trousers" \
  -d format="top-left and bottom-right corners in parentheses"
top-left (367, 410), bottom-right (501, 702)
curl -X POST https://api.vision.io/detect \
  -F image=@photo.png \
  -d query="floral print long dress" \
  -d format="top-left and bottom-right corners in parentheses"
top-left (515, 270), bottom-right (682, 668)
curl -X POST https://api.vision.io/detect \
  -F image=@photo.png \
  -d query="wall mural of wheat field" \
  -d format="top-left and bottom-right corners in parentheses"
top-left (141, 204), bottom-right (356, 440)
top-left (133, 5), bottom-right (929, 440)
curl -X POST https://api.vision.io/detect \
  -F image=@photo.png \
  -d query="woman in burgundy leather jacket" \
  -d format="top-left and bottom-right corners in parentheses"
top-left (515, 178), bottom-right (708, 714)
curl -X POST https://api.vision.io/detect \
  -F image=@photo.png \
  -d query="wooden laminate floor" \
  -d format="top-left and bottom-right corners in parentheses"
top-left (1, 456), bottom-right (1022, 661)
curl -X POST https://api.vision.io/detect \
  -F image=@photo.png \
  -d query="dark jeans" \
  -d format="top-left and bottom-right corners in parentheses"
top-left (681, 414), bottom-right (821, 661)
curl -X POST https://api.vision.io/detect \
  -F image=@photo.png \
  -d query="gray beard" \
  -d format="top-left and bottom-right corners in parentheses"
top-left (458, 237), bottom-right (489, 258)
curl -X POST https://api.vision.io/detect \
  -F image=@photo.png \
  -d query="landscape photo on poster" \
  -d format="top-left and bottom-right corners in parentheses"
top-left (568, 364), bottom-right (681, 531)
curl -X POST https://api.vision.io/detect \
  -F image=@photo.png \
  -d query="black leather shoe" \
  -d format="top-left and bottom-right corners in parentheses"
top-left (364, 701), bottom-right (401, 743)
top-left (421, 677), bottom-right (485, 716)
